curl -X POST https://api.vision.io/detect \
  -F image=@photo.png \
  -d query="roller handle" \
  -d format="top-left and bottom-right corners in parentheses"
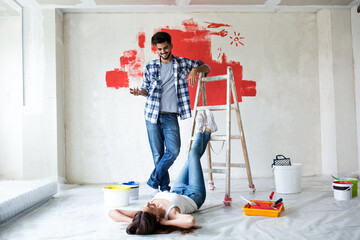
top-left (272, 198), bottom-right (283, 207)
top-left (269, 191), bottom-right (274, 200)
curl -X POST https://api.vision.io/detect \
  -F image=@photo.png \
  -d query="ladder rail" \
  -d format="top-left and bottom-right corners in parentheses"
top-left (200, 81), bottom-right (214, 182)
top-left (185, 72), bottom-right (204, 160)
top-left (229, 68), bottom-right (254, 188)
top-left (225, 66), bottom-right (232, 198)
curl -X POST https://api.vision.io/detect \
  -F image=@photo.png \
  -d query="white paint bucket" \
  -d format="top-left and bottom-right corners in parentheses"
top-left (333, 181), bottom-right (353, 201)
top-left (273, 163), bottom-right (302, 194)
top-left (103, 186), bottom-right (131, 207)
top-left (122, 181), bottom-right (139, 200)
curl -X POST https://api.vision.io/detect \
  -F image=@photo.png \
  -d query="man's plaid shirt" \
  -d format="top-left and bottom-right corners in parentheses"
top-left (140, 55), bottom-right (207, 124)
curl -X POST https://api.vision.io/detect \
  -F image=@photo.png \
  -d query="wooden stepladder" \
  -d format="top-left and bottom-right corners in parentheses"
top-left (186, 66), bottom-right (255, 206)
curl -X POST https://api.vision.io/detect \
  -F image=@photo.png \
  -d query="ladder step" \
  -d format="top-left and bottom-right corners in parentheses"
top-left (201, 75), bottom-right (228, 82)
top-left (191, 135), bottom-right (241, 141)
top-left (211, 162), bottom-right (246, 168)
top-left (203, 168), bottom-right (226, 174)
top-left (196, 105), bottom-right (236, 111)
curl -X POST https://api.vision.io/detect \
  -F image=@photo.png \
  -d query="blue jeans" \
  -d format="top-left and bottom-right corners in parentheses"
top-left (171, 131), bottom-right (211, 209)
top-left (146, 113), bottom-right (180, 191)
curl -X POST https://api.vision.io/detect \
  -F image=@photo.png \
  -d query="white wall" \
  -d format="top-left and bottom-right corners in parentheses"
top-left (0, 17), bottom-right (23, 179)
top-left (64, 12), bottom-right (321, 184)
top-left (352, 6), bottom-right (360, 171)
top-left (21, 8), bottom-right (60, 180)
top-left (332, 9), bottom-right (357, 173)
top-left (56, 9), bottom-right (66, 182)
top-left (0, 7), bottom-right (64, 181)
top-left (318, 9), bottom-right (358, 176)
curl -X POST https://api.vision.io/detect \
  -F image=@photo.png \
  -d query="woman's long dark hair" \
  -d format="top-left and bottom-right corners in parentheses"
top-left (126, 211), bottom-right (158, 235)
top-left (126, 210), bottom-right (202, 235)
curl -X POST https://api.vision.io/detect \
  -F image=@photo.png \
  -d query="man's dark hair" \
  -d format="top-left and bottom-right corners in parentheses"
top-left (126, 211), bottom-right (158, 235)
top-left (151, 32), bottom-right (171, 45)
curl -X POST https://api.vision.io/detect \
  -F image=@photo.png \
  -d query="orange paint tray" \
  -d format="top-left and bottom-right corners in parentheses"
top-left (242, 200), bottom-right (285, 217)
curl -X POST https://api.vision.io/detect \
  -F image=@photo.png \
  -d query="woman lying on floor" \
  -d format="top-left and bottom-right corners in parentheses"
top-left (108, 110), bottom-right (217, 235)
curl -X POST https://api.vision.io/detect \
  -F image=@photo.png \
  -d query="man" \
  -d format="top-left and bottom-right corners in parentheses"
top-left (130, 32), bottom-right (210, 195)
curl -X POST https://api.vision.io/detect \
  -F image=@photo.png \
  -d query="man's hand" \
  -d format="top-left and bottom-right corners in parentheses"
top-left (130, 87), bottom-right (141, 96)
top-left (187, 69), bottom-right (198, 87)
top-left (130, 87), bottom-right (148, 96)
top-left (187, 64), bottom-right (210, 87)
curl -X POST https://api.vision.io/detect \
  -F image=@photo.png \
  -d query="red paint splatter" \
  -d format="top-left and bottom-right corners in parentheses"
top-left (205, 22), bottom-right (231, 28)
top-left (182, 18), bottom-right (199, 32)
top-left (105, 19), bottom-right (256, 107)
top-left (137, 31), bottom-right (146, 48)
top-left (211, 29), bottom-right (228, 37)
top-left (230, 31), bottom-right (245, 47)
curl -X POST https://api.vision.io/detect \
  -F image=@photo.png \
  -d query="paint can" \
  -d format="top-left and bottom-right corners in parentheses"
top-left (337, 178), bottom-right (358, 197)
top-left (122, 181), bottom-right (139, 200)
top-left (333, 181), bottom-right (353, 201)
top-left (103, 186), bottom-right (131, 207)
top-left (273, 163), bottom-right (302, 194)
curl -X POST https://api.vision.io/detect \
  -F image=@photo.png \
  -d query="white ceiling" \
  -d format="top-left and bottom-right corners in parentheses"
top-left (1, 0), bottom-right (360, 16)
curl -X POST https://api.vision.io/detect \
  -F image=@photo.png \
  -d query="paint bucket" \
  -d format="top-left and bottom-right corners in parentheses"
top-left (337, 178), bottom-right (358, 197)
top-left (332, 181), bottom-right (353, 201)
top-left (103, 186), bottom-right (131, 207)
top-left (273, 163), bottom-right (302, 194)
top-left (122, 181), bottom-right (139, 200)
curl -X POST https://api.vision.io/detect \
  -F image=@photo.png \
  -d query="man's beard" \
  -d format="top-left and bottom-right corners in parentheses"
top-left (161, 52), bottom-right (171, 60)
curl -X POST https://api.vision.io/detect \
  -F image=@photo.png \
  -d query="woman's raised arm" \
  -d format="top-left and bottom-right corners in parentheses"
top-left (108, 209), bottom-right (138, 223)
top-left (160, 212), bottom-right (195, 229)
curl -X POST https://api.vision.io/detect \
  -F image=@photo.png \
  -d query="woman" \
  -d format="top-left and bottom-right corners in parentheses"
top-left (108, 110), bottom-right (218, 235)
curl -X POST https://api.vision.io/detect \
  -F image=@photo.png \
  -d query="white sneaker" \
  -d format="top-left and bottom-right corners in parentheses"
top-left (195, 113), bottom-right (205, 133)
top-left (205, 110), bottom-right (218, 133)
top-left (151, 188), bottom-right (160, 197)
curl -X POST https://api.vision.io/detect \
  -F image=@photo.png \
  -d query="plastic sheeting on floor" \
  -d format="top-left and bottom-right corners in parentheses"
top-left (0, 179), bottom-right (58, 224)
top-left (1, 176), bottom-right (360, 239)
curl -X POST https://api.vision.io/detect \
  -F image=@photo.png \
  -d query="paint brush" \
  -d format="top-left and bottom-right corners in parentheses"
top-left (240, 195), bottom-right (257, 206)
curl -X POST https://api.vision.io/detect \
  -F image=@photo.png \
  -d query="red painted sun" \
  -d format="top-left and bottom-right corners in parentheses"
top-left (230, 31), bottom-right (244, 47)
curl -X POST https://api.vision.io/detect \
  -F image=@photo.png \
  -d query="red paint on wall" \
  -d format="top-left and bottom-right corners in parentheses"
top-left (105, 39), bottom-right (145, 88)
top-left (205, 22), bottom-right (231, 28)
top-left (155, 20), bottom-right (256, 108)
top-left (137, 31), bottom-right (146, 48)
top-left (105, 19), bottom-right (256, 108)
top-left (106, 69), bottom-right (129, 89)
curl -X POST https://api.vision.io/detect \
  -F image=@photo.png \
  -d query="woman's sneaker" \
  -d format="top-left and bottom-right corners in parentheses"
top-left (205, 110), bottom-right (218, 133)
top-left (195, 113), bottom-right (205, 133)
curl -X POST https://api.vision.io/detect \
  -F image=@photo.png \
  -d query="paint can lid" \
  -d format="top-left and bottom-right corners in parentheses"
top-left (122, 181), bottom-right (139, 186)
top-left (333, 181), bottom-right (353, 185)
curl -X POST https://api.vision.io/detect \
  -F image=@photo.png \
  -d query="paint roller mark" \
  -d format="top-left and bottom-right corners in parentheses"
top-left (105, 19), bottom-right (255, 106)
top-left (106, 69), bottom-right (129, 89)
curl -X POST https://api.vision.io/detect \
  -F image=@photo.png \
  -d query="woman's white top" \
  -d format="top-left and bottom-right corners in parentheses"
top-left (152, 192), bottom-right (198, 220)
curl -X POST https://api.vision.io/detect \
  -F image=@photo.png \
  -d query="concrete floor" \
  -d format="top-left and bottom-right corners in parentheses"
top-left (1, 176), bottom-right (360, 240)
